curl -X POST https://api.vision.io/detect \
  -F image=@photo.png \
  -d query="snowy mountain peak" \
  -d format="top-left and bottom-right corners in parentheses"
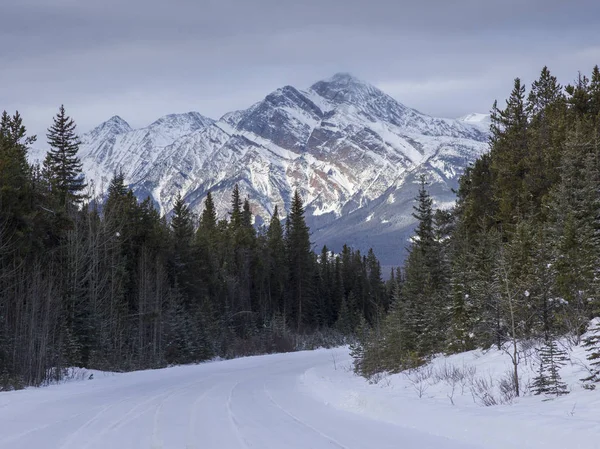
top-left (72, 74), bottom-right (490, 266)
top-left (310, 72), bottom-right (387, 107)
top-left (148, 112), bottom-right (214, 130)
top-left (459, 113), bottom-right (491, 124)
top-left (319, 72), bottom-right (370, 87)
top-left (458, 113), bottom-right (491, 132)
top-left (92, 115), bottom-right (132, 135)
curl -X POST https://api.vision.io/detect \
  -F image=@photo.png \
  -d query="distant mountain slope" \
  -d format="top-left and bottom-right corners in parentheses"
top-left (68, 74), bottom-right (490, 265)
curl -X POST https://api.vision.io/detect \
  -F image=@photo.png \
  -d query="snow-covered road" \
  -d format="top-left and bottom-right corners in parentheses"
top-left (0, 350), bottom-right (478, 449)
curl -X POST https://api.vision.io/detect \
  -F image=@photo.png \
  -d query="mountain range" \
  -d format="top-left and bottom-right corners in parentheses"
top-left (35, 73), bottom-right (491, 267)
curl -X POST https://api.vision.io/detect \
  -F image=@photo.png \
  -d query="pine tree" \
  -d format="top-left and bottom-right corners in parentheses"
top-left (43, 105), bottom-right (86, 206)
top-left (527, 66), bottom-right (563, 119)
top-left (525, 67), bottom-right (566, 211)
top-left (170, 192), bottom-right (199, 305)
top-left (582, 321), bottom-right (600, 384)
top-left (566, 72), bottom-right (591, 117)
top-left (267, 206), bottom-right (287, 316)
top-left (230, 184), bottom-right (242, 229)
top-left (532, 340), bottom-right (569, 397)
top-left (0, 111), bottom-right (36, 237)
top-left (335, 295), bottom-right (355, 336)
top-left (407, 177), bottom-right (447, 354)
top-left (286, 190), bottom-right (314, 332)
top-left (199, 191), bottom-right (217, 232)
top-left (491, 78), bottom-right (529, 230)
top-left (590, 65), bottom-right (600, 117)
top-left (412, 175), bottom-right (435, 248)
top-left (242, 198), bottom-right (252, 229)
top-left (171, 192), bottom-right (194, 245)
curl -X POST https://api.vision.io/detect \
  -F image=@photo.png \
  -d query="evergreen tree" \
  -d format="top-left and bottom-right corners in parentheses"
top-left (230, 184), bottom-right (242, 229)
top-left (491, 78), bottom-right (529, 230)
top-left (566, 73), bottom-right (591, 117)
top-left (582, 321), bottom-right (600, 384)
top-left (590, 65), bottom-right (600, 117)
top-left (170, 192), bottom-right (199, 305)
top-left (532, 340), bottom-right (569, 397)
top-left (43, 105), bottom-right (86, 206)
top-left (412, 175), bottom-right (435, 248)
top-left (171, 192), bottom-right (194, 245)
top-left (199, 191), bottom-right (217, 232)
top-left (267, 206), bottom-right (287, 316)
top-left (0, 111), bottom-right (36, 238)
top-left (242, 198), bottom-right (252, 229)
top-left (286, 191), bottom-right (314, 332)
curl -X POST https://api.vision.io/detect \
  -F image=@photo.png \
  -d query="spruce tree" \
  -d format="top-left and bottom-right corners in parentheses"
top-left (582, 321), bottom-right (600, 384)
top-left (171, 192), bottom-right (194, 244)
top-left (267, 206), bottom-right (287, 316)
top-left (532, 340), bottom-right (569, 397)
top-left (565, 73), bottom-right (591, 117)
top-left (199, 191), bottom-right (217, 232)
top-left (170, 192), bottom-right (198, 305)
top-left (230, 184), bottom-right (242, 229)
top-left (0, 111), bottom-right (36, 237)
top-left (242, 198), bottom-right (252, 229)
top-left (590, 65), bottom-right (600, 116)
top-left (491, 78), bottom-right (529, 230)
top-left (412, 175), bottom-right (435, 248)
top-left (527, 66), bottom-right (563, 119)
top-left (286, 190), bottom-right (313, 332)
top-left (43, 105), bottom-right (86, 206)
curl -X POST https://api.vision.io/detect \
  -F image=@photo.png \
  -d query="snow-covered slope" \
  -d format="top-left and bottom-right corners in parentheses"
top-left (2, 344), bottom-right (598, 449)
top-left (459, 112), bottom-right (492, 132)
top-left (305, 338), bottom-right (600, 449)
top-left (75, 74), bottom-right (490, 265)
top-left (79, 112), bottom-right (214, 192)
top-left (0, 350), bottom-right (478, 449)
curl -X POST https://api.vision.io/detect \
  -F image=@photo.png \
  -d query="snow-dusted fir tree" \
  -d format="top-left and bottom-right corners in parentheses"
top-left (581, 320), bottom-right (600, 384)
top-left (532, 340), bottom-right (569, 397)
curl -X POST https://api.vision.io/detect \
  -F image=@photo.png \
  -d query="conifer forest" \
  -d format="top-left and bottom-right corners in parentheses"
top-left (353, 65), bottom-right (600, 396)
top-left (4, 64), bottom-right (600, 402)
top-left (0, 106), bottom-right (390, 389)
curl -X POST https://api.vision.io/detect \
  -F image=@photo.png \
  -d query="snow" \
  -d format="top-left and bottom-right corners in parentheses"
top-left (1, 350), bottom-right (478, 449)
top-left (458, 113), bottom-right (492, 132)
top-left (3, 339), bottom-right (599, 449)
top-left (303, 341), bottom-right (600, 449)
top-left (459, 113), bottom-right (491, 124)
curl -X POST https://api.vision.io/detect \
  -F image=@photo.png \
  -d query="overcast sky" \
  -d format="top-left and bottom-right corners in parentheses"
top-left (2, 0), bottom-right (600, 140)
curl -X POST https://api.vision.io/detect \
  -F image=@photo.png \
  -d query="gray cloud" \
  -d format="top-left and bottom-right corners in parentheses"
top-left (2, 0), bottom-right (599, 141)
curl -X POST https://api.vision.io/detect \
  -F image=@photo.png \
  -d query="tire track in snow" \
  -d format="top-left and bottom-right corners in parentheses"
top-left (79, 377), bottom-right (210, 449)
top-left (78, 388), bottom-right (175, 449)
top-left (227, 382), bottom-right (251, 449)
top-left (185, 383), bottom-right (220, 449)
top-left (263, 383), bottom-right (350, 449)
top-left (0, 410), bottom-right (88, 448)
top-left (59, 395), bottom-right (134, 449)
top-left (153, 376), bottom-right (220, 449)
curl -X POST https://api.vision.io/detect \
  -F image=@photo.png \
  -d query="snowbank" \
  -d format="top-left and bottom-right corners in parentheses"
top-left (301, 342), bottom-right (600, 449)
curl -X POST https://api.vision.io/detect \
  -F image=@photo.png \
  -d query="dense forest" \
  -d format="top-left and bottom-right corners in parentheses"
top-left (353, 65), bottom-right (600, 396)
top-left (0, 107), bottom-right (391, 389)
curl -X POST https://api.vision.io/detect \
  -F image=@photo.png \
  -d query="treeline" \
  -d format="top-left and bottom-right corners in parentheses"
top-left (354, 65), bottom-right (600, 396)
top-left (0, 107), bottom-right (390, 389)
